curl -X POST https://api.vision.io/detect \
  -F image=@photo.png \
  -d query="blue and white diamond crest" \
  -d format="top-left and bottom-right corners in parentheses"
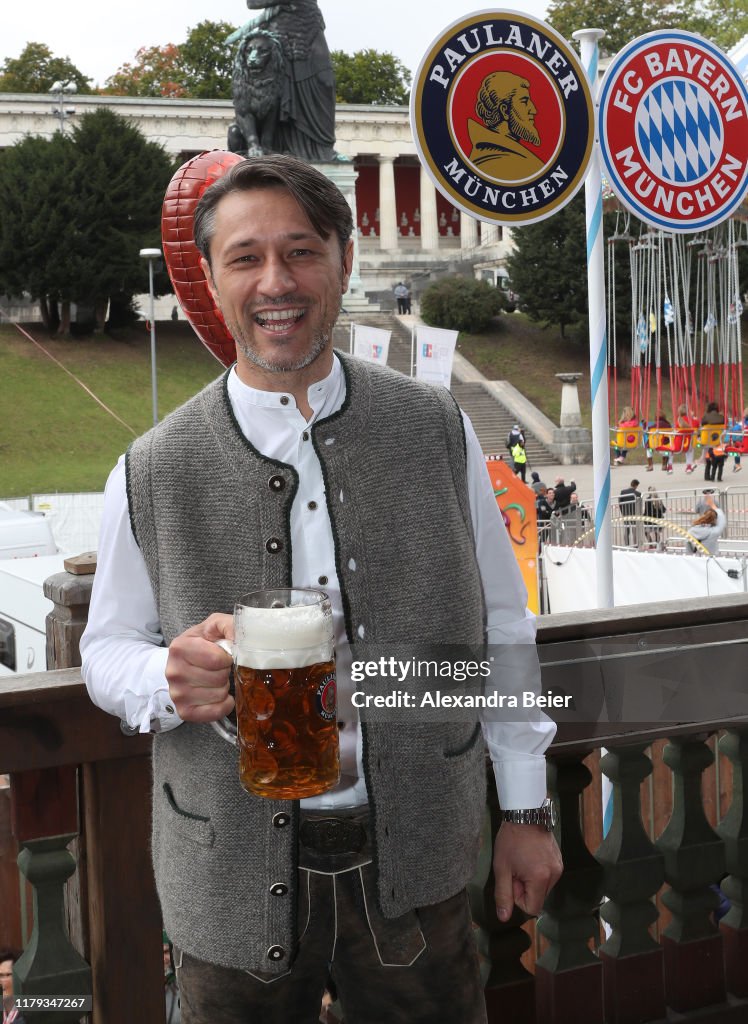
top-left (636, 79), bottom-right (722, 184)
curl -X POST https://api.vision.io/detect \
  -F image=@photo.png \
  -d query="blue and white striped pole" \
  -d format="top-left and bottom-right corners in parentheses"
top-left (574, 28), bottom-right (614, 610)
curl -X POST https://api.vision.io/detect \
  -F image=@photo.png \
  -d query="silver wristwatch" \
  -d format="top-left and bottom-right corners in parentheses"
top-left (501, 798), bottom-right (556, 831)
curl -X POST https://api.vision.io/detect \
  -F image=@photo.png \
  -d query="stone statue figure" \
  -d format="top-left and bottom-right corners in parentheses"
top-left (226, 0), bottom-right (338, 162)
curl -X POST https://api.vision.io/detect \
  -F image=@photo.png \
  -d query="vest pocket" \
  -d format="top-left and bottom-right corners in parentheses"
top-left (162, 782), bottom-right (216, 847)
top-left (442, 722), bottom-right (482, 759)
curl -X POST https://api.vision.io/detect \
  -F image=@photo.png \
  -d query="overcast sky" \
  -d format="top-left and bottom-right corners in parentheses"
top-left (3, 1), bottom-right (551, 88)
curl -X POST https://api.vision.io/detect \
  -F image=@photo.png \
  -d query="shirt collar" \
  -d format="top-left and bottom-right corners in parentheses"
top-left (226, 354), bottom-right (345, 416)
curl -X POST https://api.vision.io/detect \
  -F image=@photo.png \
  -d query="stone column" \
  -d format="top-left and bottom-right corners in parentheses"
top-left (378, 156), bottom-right (398, 251)
top-left (461, 211), bottom-right (479, 251)
top-left (482, 223), bottom-right (500, 246)
top-left (556, 372), bottom-right (583, 427)
top-left (419, 166), bottom-right (439, 251)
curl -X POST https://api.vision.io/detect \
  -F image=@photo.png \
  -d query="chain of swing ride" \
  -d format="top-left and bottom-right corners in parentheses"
top-left (607, 214), bottom-right (746, 435)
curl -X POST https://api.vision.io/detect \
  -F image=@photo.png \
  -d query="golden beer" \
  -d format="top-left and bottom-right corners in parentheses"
top-left (235, 660), bottom-right (339, 799)
top-left (221, 588), bottom-right (339, 800)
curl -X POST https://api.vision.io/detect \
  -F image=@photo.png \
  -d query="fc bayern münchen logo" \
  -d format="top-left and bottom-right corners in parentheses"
top-left (410, 11), bottom-right (594, 225)
top-left (598, 31), bottom-right (748, 232)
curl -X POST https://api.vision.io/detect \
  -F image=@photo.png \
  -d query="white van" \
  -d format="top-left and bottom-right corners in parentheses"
top-left (0, 505), bottom-right (66, 675)
top-left (0, 504), bottom-right (57, 558)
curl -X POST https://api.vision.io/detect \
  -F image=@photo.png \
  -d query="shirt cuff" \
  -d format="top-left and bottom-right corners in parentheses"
top-left (141, 687), bottom-right (183, 734)
top-left (492, 757), bottom-right (548, 809)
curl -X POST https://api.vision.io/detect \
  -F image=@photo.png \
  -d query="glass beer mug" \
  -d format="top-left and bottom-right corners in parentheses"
top-left (212, 588), bottom-right (340, 799)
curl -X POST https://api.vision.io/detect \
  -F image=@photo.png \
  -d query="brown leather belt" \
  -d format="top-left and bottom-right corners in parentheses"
top-left (299, 814), bottom-right (367, 855)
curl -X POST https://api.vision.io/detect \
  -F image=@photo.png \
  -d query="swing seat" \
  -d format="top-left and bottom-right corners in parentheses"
top-left (653, 430), bottom-right (676, 451)
top-left (699, 425), bottom-right (725, 446)
top-left (611, 426), bottom-right (641, 449)
top-left (655, 429), bottom-right (691, 453)
top-left (724, 430), bottom-right (748, 454)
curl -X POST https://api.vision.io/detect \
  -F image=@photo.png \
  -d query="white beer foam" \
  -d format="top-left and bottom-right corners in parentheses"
top-left (235, 602), bottom-right (333, 669)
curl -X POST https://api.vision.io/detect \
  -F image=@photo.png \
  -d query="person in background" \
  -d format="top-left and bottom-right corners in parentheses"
top-left (674, 403), bottom-right (696, 475)
top-left (686, 494), bottom-right (726, 556)
top-left (506, 423), bottom-right (524, 454)
top-left (643, 486), bottom-right (666, 548)
top-left (613, 405), bottom-right (637, 465)
top-left (618, 479), bottom-right (641, 546)
top-left (511, 437), bottom-right (528, 482)
top-left (0, 948), bottom-right (24, 1024)
top-left (726, 406), bottom-right (748, 473)
top-left (701, 402), bottom-right (724, 481)
top-left (393, 281), bottom-right (408, 314)
top-left (553, 477), bottom-right (576, 512)
top-left (530, 471), bottom-right (546, 495)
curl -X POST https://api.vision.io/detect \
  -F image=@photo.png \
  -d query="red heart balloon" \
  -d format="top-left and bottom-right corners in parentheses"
top-left (161, 150), bottom-right (244, 367)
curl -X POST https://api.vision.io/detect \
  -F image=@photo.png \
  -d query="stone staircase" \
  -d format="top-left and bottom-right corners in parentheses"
top-left (333, 312), bottom-right (555, 465)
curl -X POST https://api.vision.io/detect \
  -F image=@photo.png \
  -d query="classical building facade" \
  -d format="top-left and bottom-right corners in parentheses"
top-left (0, 92), bottom-right (512, 299)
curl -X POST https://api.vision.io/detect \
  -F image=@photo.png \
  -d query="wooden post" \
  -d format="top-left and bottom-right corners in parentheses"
top-left (718, 728), bottom-right (748, 998)
top-left (44, 557), bottom-right (97, 962)
top-left (43, 554), bottom-right (97, 671)
top-left (10, 769), bottom-right (92, 1022)
top-left (82, 757), bottom-right (165, 1024)
top-left (596, 744), bottom-right (666, 1024)
top-left (535, 754), bottom-right (605, 1024)
top-left (656, 735), bottom-right (727, 1013)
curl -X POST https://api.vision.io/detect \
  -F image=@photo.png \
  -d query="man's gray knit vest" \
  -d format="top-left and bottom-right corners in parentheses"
top-left (126, 352), bottom-right (487, 976)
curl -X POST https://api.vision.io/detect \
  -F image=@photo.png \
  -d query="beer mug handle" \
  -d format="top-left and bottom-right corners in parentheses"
top-left (210, 638), bottom-right (238, 746)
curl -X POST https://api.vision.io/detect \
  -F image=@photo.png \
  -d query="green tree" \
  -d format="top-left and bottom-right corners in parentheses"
top-left (0, 133), bottom-right (78, 330)
top-left (180, 20), bottom-right (236, 99)
top-left (507, 194), bottom-right (588, 338)
top-left (0, 42), bottom-right (91, 93)
top-left (331, 49), bottom-right (411, 105)
top-left (104, 43), bottom-right (185, 97)
top-left (421, 277), bottom-right (504, 333)
top-left (547, 0), bottom-right (748, 54)
top-left (0, 109), bottom-right (174, 332)
top-left (104, 21), bottom-right (236, 99)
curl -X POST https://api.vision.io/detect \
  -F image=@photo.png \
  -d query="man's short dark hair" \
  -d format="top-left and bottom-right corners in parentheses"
top-left (194, 154), bottom-right (353, 266)
top-left (630, 479), bottom-right (640, 487)
top-left (0, 947), bottom-right (20, 963)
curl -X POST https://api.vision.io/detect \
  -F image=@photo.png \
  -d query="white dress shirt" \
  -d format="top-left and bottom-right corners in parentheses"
top-left (81, 356), bottom-right (554, 810)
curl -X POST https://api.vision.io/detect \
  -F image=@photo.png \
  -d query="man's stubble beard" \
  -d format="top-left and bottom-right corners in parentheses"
top-left (228, 293), bottom-right (339, 374)
top-left (232, 321), bottom-right (332, 373)
top-left (509, 108), bottom-right (540, 147)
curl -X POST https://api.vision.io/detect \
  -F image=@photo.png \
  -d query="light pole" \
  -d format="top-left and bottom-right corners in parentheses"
top-left (49, 80), bottom-right (77, 133)
top-left (139, 248), bottom-right (162, 427)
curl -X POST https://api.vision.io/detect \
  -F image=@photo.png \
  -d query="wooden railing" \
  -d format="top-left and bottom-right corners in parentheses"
top-left (1, 569), bottom-right (747, 1023)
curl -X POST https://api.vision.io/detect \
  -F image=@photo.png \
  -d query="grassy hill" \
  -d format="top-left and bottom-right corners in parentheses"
top-left (2, 314), bottom-right (745, 495)
top-left (0, 322), bottom-right (221, 496)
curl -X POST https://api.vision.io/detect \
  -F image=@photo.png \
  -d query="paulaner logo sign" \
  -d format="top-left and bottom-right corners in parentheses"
top-left (410, 11), bottom-right (594, 225)
top-left (598, 30), bottom-right (748, 232)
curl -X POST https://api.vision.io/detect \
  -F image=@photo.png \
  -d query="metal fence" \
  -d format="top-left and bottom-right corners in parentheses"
top-left (541, 485), bottom-right (748, 554)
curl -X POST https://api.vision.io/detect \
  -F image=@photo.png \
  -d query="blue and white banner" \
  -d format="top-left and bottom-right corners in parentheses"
top-left (415, 325), bottom-right (458, 387)
top-left (351, 324), bottom-right (391, 366)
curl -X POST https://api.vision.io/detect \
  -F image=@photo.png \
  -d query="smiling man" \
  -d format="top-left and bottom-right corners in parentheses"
top-left (81, 155), bottom-right (561, 1024)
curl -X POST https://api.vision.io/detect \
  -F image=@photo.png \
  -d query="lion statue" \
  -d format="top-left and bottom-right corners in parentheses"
top-left (228, 29), bottom-right (284, 157)
top-left (226, 0), bottom-right (339, 162)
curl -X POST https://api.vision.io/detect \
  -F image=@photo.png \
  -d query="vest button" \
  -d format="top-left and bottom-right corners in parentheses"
top-left (302, 431), bottom-right (310, 441)
top-left (280, 396), bottom-right (290, 406)
top-left (269, 882), bottom-right (288, 896)
top-left (266, 538), bottom-right (283, 554)
top-left (307, 501), bottom-right (318, 511)
top-left (272, 812), bottom-right (290, 828)
top-left (267, 945), bottom-right (285, 961)
top-left (268, 475), bottom-right (285, 492)
top-left (318, 575), bottom-right (328, 586)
